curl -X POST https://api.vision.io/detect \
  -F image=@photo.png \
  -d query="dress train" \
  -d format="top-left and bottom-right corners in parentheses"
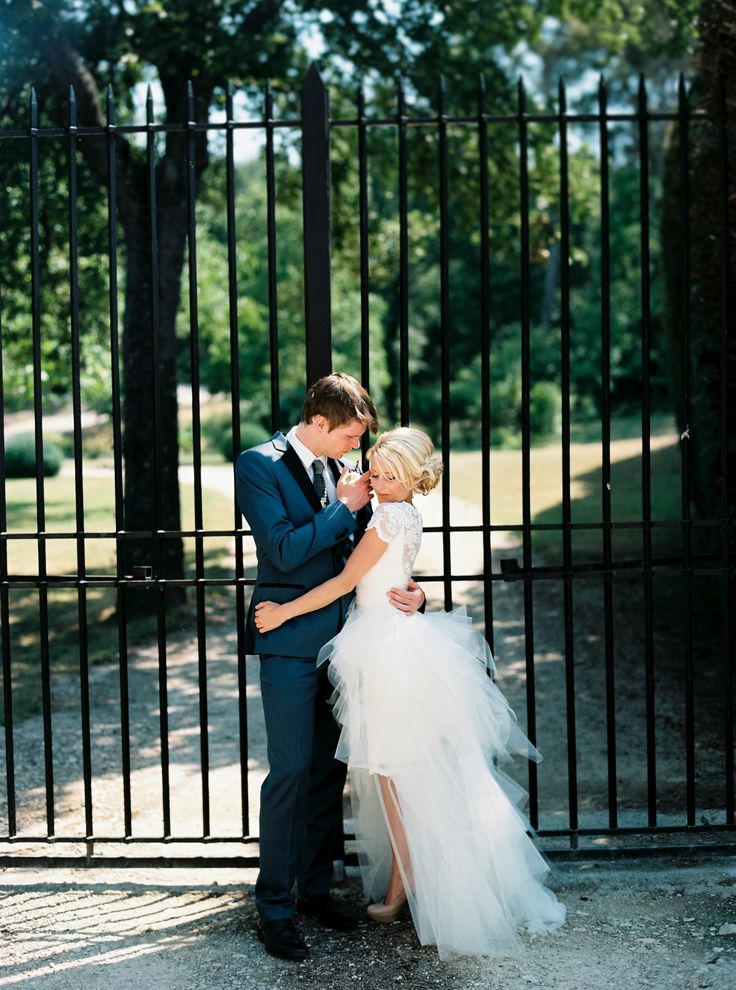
top-left (318, 603), bottom-right (566, 959)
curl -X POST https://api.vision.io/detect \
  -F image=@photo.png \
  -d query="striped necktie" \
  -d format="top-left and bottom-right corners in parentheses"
top-left (312, 458), bottom-right (328, 506)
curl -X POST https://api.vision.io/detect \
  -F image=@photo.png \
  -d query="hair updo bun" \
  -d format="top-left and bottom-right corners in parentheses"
top-left (367, 427), bottom-right (444, 496)
top-left (413, 452), bottom-right (444, 495)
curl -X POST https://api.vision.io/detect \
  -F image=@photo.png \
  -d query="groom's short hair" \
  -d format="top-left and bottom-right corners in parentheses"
top-left (302, 373), bottom-right (378, 435)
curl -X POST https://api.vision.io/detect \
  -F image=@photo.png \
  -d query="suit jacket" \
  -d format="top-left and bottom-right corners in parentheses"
top-left (236, 432), bottom-right (372, 658)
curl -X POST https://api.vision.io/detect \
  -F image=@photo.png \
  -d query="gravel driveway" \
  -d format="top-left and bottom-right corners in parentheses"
top-left (1, 857), bottom-right (736, 990)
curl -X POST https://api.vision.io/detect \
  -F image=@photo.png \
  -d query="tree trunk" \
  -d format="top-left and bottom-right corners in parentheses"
top-left (119, 174), bottom-right (187, 614)
top-left (28, 37), bottom-right (198, 614)
top-left (661, 0), bottom-right (736, 532)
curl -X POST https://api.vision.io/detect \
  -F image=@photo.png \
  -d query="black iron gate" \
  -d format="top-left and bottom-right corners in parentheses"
top-left (0, 65), bottom-right (734, 865)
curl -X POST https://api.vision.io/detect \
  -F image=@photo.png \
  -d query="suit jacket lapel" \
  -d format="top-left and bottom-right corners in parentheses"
top-left (327, 458), bottom-right (343, 487)
top-left (283, 443), bottom-right (322, 513)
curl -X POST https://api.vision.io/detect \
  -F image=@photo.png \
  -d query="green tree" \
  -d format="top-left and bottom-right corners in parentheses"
top-left (0, 0), bottom-right (559, 604)
top-left (0, 0), bottom-right (302, 609)
top-left (180, 156), bottom-right (389, 436)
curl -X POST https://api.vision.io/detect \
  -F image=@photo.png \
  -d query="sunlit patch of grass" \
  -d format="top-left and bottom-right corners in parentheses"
top-left (449, 417), bottom-right (682, 565)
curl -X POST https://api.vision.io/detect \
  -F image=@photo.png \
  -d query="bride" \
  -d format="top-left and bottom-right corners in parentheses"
top-left (254, 427), bottom-right (566, 959)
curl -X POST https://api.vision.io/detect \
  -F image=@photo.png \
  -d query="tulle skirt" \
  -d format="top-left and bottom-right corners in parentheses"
top-left (317, 605), bottom-right (566, 960)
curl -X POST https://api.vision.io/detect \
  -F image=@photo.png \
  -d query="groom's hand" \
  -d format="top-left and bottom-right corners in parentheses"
top-left (336, 466), bottom-right (372, 512)
top-left (387, 578), bottom-right (425, 615)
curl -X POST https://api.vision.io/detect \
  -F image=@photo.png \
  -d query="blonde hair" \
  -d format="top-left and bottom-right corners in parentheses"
top-left (367, 427), bottom-right (443, 496)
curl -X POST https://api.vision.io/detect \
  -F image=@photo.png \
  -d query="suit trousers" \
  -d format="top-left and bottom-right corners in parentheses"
top-left (255, 653), bottom-right (346, 921)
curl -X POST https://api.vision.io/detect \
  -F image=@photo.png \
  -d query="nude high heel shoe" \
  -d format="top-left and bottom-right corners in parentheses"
top-left (366, 892), bottom-right (408, 923)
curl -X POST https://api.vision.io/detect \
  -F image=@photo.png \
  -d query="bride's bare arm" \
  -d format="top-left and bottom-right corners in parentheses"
top-left (254, 528), bottom-right (388, 633)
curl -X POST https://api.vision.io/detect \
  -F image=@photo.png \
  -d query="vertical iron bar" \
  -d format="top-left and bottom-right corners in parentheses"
top-left (155, 527), bottom-right (171, 837)
top-left (301, 64), bottom-right (332, 385)
top-left (438, 78), bottom-right (452, 611)
top-left (358, 83), bottom-right (370, 455)
top-left (717, 74), bottom-right (734, 825)
top-left (0, 279), bottom-right (16, 836)
top-left (106, 86), bottom-right (132, 836)
top-left (478, 74), bottom-right (495, 651)
top-left (558, 79), bottom-right (578, 838)
top-left (518, 78), bottom-right (539, 828)
top-left (397, 78), bottom-right (410, 425)
top-left (145, 86), bottom-right (164, 563)
top-left (29, 88), bottom-right (55, 836)
top-left (599, 77), bottom-right (618, 828)
top-left (145, 86), bottom-right (171, 836)
top-left (638, 75), bottom-right (657, 827)
top-left (265, 81), bottom-right (280, 432)
top-left (226, 82), bottom-right (249, 834)
top-left (68, 87), bottom-right (93, 837)
top-left (186, 82), bottom-right (210, 836)
top-left (678, 75), bottom-right (695, 826)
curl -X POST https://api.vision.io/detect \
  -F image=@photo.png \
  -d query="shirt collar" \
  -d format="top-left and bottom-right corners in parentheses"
top-left (285, 425), bottom-right (327, 473)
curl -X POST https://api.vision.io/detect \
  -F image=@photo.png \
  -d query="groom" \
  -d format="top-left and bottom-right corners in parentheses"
top-left (236, 373), bottom-right (424, 960)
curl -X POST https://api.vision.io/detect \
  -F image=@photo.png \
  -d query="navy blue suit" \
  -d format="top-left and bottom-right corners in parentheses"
top-left (236, 432), bottom-right (371, 920)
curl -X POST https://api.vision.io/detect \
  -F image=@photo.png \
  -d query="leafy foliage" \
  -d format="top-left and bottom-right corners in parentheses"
top-left (4, 433), bottom-right (64, 477)
top-left (0, 0), bottom-right (709, 453)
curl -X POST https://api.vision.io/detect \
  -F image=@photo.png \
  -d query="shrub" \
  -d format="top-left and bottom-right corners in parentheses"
top-left (45, 432), bottom-right (75, 458)
top-left (4, 433), bottom-right (64, 478)
top-left (529, 382), bottom-right (561, 437)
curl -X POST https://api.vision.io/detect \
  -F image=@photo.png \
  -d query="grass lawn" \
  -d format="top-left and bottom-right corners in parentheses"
top-left (449, 417), bottom-right (683, 564)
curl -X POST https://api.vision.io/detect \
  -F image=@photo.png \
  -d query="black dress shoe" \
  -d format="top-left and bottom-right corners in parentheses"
top-left (296, 894), bottom-right (359, 932)
top-left (255, 916), bottom-right (309, 961)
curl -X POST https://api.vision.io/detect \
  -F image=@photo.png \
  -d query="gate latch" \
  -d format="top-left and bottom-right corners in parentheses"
top-left (129, 565), bottom-right (153, 581)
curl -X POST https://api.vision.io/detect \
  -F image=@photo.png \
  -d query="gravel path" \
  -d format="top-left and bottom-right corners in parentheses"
top-left (1, 858), bottom-right (735, 989)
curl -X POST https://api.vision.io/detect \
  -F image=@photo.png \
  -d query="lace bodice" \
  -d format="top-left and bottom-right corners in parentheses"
top-left (355, 501), bottom-right (422, 611)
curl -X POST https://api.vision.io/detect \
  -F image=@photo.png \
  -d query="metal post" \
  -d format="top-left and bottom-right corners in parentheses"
top-left (517, 77), bottom-right (539, 829)
top-left (599, 75), bottom-right (618, 829)
top-left (717, 74), bottom-right (734, 826)
top-left (478, 73), bottom-right (496, 652)
top-left (301, 63), bottom-right (332, 385)
top-left (677, 74), bottom-right (696, 827)
top-left (397, 78), bottom-right (410, 425)
top-left (29, 87), bottom-right (55, 838)
top-left (638, 75), bottom-right (657, 827)
top-left (559, 77), bottom-right (579, 841)
top-left (226, 80), bottom-right (250, 836)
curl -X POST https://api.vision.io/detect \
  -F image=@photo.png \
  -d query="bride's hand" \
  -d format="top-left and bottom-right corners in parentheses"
top-left (254, 601), bottom-right (286, 632)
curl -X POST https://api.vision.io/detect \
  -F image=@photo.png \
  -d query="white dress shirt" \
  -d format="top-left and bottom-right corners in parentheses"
top-left (285, 426), bottom-right (338, 504)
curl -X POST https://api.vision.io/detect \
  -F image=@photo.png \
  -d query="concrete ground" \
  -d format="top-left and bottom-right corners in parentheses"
top-left (1, 856), bottom-right (736, 990)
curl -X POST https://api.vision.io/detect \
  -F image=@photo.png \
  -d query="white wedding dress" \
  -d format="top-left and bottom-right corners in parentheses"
top-left (317, 500), bottom-right (566, 960)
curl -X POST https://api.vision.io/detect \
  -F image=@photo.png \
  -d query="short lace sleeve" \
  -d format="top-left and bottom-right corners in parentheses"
top-left (366, 502), bottom-right (405, 544)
